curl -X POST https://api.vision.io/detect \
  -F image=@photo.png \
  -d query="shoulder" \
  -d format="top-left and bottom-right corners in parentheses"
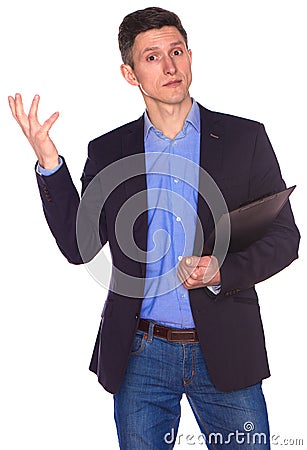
top-left (85, 116), bottom-right (144, 166)
top-left (90, 116), bottom-right (143, 148)
top-left (198, 103), bottom-right (263, 134)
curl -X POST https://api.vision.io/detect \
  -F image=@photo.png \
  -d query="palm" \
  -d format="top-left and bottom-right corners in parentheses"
top-left (8, 93), bottom-right (59, 169)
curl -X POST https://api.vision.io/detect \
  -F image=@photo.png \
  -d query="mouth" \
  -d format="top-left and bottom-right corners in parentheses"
top-left (163, 79), bottom-right (182, 88)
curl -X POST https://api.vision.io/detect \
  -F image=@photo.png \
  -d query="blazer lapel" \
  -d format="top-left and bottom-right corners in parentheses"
top-left (120, 117), bottom-right (148, 277)
top-left (193, 105), bottom-right (224, 255)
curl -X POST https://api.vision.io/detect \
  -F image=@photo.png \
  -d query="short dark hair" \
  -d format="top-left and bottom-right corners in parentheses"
top-left (118, 7), bottom-right (188, 68)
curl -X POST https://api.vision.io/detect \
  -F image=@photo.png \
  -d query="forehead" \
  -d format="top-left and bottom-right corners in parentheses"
top-left (133, 26), bottom-right (186, 54)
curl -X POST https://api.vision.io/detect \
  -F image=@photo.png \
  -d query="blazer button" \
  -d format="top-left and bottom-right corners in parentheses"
top-left (135, 314), bottom-right (139, 320)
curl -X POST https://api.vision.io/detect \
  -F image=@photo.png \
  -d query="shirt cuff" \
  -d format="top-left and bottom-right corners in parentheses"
top-left (36, 157), bottom-right (63, 176)
top-left (207, 285), bottom-right (221, 295)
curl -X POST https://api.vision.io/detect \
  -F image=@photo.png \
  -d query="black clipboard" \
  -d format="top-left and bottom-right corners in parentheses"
top-left (204, 185), bottom-right (296, 254)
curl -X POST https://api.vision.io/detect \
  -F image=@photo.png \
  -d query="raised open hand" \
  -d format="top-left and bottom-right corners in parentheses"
top-left (8, 93), bottom-right (60, 170)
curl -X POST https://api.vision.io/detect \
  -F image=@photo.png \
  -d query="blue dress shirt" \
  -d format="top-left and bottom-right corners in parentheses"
top-left (37, 157), bottom-right (63, 176)
top-left (140, 100), bottom-right (201, 328)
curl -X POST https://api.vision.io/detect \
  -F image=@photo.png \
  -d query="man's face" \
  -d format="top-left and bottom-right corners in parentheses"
top-left (122, 26), bottom-right (192, 106)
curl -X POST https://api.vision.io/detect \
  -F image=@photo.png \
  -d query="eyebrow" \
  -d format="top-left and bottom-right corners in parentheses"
top-left (142, 40), bottom-right (186, 55)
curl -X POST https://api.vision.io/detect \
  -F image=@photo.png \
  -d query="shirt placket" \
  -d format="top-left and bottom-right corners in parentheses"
top-left (168, 136), bottom-right (193, 327)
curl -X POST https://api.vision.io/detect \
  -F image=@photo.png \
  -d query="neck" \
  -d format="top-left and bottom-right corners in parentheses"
top-left (144, 94), bottom-right (193, 139)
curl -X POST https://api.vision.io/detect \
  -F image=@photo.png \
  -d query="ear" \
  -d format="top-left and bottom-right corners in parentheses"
top-left (188, 49), bottom-right (192, 63)
top-left (120, 64), bottom-right (140, 86)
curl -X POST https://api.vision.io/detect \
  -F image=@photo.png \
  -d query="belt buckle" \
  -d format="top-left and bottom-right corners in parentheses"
top-left (167, 330), bottom-right (196, 343)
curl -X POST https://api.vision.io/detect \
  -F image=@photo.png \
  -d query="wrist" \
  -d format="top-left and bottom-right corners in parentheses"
top-left (38, 155), bottom-right (60, 170)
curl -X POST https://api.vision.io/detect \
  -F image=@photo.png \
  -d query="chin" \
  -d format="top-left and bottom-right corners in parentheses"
top-left (164, 91), bottom-right (190, 105)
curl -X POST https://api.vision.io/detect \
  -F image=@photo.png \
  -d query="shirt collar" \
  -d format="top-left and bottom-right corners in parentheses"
top-left (144, 98), bottom-right (200, 141)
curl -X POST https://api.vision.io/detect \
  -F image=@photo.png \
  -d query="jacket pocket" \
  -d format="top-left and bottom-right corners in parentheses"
top-left (232, 296), bottom-right (259, 305)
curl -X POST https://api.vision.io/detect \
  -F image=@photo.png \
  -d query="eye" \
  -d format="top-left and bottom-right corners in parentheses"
top-left (171, 49), bottom-right (183, 57)
top-left (147, 55), bottom-right (158, 62)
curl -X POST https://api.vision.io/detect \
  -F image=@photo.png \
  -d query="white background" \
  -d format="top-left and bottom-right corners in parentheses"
top-left (1, 0), bottom-right (306, 448)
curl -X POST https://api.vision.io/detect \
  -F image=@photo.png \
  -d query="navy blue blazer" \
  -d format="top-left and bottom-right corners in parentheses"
top-left (36, 104), bottom-right (300, 394)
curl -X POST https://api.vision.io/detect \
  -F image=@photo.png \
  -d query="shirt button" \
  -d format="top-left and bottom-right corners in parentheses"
top-left (181, 294), bottom-right (186, 298)
top-left (178, 256), bottom-right (183, 261)
top-left (176, 217), bottom-right (181, 222)
top-left (174, 178), bottom-right (179, 183)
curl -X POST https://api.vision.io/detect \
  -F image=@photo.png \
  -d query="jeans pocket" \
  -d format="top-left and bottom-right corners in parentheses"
top-left (130, 331), bottom-right (146, 356)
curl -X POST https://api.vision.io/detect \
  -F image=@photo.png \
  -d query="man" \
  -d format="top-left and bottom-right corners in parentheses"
top-left (9, 6), bottom-right (299, 450)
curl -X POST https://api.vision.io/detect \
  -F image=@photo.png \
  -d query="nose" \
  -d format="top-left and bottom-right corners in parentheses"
top-left (163, 56), bottom-right (176, 75)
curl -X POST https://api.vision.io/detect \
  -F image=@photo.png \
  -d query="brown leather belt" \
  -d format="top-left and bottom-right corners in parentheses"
top-left (138, 318), bottom-right (199, 343)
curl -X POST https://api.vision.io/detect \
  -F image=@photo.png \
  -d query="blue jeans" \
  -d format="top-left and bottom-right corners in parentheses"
top-left (114, 322), bottom-right (270, 449)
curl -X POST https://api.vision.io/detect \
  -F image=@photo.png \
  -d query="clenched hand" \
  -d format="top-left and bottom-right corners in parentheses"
top-left (177, 255), bottom-right (221, 289)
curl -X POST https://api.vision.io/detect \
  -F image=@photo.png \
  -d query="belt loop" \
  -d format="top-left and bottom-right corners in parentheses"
top-left (147, 321), bottom-right (155, 344)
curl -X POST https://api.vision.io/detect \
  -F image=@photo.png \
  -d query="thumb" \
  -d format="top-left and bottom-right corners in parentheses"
top-left (195, 256), bottom-right (212, 267)
top-left (184, 256), bottom-right (200, 267)
top-left (42, 111), bottom-right (60, 134)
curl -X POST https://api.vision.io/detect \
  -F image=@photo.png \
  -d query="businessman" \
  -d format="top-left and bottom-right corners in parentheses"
top-left (9, 7), bottom-right (300, 450)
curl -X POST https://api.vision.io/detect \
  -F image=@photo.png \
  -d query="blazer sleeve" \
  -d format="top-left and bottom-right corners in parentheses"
top-left (35, 142), bottom-right (108, 264)
top-left (218, 123), bottom-right (300, 295)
